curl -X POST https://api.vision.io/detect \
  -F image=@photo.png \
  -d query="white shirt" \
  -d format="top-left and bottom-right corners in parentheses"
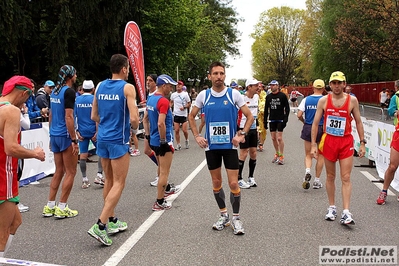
top-left (171, 91), bottom-right (191, 117)
top-left (238, 93), bottom-right (258, 128)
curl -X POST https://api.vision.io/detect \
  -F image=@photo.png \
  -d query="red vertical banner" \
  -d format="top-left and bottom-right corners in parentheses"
top-left (124, 21), bottom-right (146, 103)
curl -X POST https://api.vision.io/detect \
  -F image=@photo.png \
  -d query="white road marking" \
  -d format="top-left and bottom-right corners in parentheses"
top-left (0, 257), bottom-right (64, 265)
top-left (103, 159), bottom-right (207, 266)
top-left (360, 170), bottom-right (395, 196)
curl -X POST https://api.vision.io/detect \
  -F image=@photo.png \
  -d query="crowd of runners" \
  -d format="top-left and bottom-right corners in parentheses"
top-left (5, 54), bottom-right (397, 257)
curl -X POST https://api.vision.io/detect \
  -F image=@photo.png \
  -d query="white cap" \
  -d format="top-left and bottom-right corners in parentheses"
top-left (245, 78), bottom-right (261, 88)
top-left (82, 80), bottom-right (94, 90)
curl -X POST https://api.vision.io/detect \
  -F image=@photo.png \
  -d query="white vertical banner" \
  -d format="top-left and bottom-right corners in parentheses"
top-left (373, 121), bottom-right (399, 191)
top-left (352, 117), bottom-right (376, 160)
top-left (20, 122), bottom-right (55, 185)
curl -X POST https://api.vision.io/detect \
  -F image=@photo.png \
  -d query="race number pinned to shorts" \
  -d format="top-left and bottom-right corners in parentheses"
top-left (209, 122), bottom-right (230, 144)
top-left (326, 115), bottom-right (346, 136)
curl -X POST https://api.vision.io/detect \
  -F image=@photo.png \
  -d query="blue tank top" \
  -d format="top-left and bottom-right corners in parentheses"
top-left (304, 95), bottom-right (324, 125)
top-left (204, 88), bottom-right (238, 150)
top-left (74, 93), bottom-right (96, 138)
top-left (146, 93), bottom-right (173, 146)
top-left (50, 85), bottom-right (70, 137)
top-left (96, 79), bottom-right (130, 144)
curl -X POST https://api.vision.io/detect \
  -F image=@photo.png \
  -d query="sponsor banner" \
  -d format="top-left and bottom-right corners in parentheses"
top-left (124, 21), bottom-right (146, 103)
top-left (352, 117), bottom-right (375, 160)
top-left (373, 121), bottom-right (399, 191)
top-left (20, 122), bottom-right (55, 185)
top-left (319, 246), bottom-right (397, 265)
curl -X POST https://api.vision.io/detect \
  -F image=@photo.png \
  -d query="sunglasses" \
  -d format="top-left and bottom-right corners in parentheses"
top-left (16, 85), bottom-right (33, 96)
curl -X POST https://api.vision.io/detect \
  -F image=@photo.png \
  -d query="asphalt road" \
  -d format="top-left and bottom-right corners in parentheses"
top-left (6, 111), bottom-right (399, 266)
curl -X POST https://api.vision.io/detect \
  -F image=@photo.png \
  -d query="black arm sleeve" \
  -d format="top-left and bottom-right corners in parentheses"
top-left (64, 88), bottom-right (76, 109)
top-left (264, 95), bottom-right (269, 126)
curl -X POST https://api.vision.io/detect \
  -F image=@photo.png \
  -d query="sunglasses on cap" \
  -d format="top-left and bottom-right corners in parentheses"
top-left (16, 85), bottom-right (33, 96)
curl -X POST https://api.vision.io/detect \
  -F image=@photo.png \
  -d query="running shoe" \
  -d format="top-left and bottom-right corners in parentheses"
top-left (130, 149), bottom-right (141, 157)
top-left (150, 176), bottom-right (159, 187)
top-left (231, 217), bottom-right (245, 235)
top-left (313, 180), bottom-right (323, 189)
top-left (257, 144), bottom-right (263, 152)
top-left (376, 191), bottom-right (387, 205)
top-left (82, 180), bottom-right (90, 189)
top-left (302, 173), bottom-right (312, 189)
top-left (238, 179), bottom-right (251, 189)
top-left (277, 156), bottom-right (284, 165)
top-left (88, 224), bottom-right (112, 246)
top-left (152, 200), bottom-right (172, 211)
top-left (325, 206), bottom-right (337, 221)
top-left (54, 205), bottom-right (78, 219)
top-left (94, 173), bottom-right (105, 186)
top-left (248, 177), bottom-right (257, 187)
top-left (185, 140), bottom-right (189, 149)
top-left (212, 214), bottom-right (230, 231)
top-left (18, 203), bottom-right (29, 213)
top-left (340, 211), bottom-right (355, 225)
top-left (271, 154), bottom-right (279, 163)
top-left (42, 205), bottom-right (55, 217)
top-left (107, 219), bottom-right (128, 234)
top-left (164, 184), bottom-right (181, 198)
top-left (175, 144), bottom-right (182, 151)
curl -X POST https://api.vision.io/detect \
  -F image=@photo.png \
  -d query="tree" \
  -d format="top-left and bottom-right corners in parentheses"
top-left (334, 0), bottom-right (399, 80)
top-left (299, 0), bottom-right (324, 84)
top-left (251, 7), bottom-right (305, 85)
top-left (0, 0), bottom-right (140, 84)
top-left (180, 0), bottom-right (241, 88)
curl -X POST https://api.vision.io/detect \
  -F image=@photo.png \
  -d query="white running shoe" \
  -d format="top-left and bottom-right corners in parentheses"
top-left (313, 180), bottom-right (323, 189)
top-left (238, 179), bottom-right (251, 189)
top-left (325, 206), bottom-right (337, 221)
top-left (150, 177), bottom-right (159, 187)
top-left (130, 149), bottom-right (141, 157)
top-left (212, 214), bottom-right (230, 231)
top-left (231, 217), bottom-right (245, 235)
top-left (248, 177), bottom-right (257, 187)
top-left (340, 211), bottom-right (355, 225)
top-left (18, 203), bottom-right (29, 213)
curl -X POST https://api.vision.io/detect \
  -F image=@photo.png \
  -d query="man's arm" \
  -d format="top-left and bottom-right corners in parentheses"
top-left (388, 94), bottom-right (398, 117)
top-left (3, 106), bottom-right (45, 160)
top-left (239, 105), bottom-right (254, 134)
top-left (125, 83), bottom-right (139, 130)
top-left (311, 97), bottom-right (326, 145)
top-left (351, 97), bottom-right (366, 157)
top-left (158, 113), bottom-right (167, 140)
top-left (283, 95), bottom-right (290, 121)
top-left (263, 96), bottom-right (269, 128)
top-left (64, 88), bottom-right (77, 140)
top-left (91, 93), bottom-right (99, 123)
top-left (189, 105), bottom-right (200, 137)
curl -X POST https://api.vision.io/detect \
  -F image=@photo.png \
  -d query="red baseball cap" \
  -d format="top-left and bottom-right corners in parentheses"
top-left (2, 75), bottom-right (33, 96)
top-left (177, 80), bottom-right (184, 85)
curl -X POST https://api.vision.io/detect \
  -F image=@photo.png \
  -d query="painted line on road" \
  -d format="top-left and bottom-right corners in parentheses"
top-left (0, 257), bottom-right (64, 265)
top-left (360, 171), bottom-right (395, 196)
top-left (103, 159), bottom-right (207, 266)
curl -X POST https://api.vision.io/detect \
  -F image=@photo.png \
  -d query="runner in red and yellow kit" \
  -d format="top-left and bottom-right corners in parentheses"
top-left (311, 71), bottom-right (366, 226)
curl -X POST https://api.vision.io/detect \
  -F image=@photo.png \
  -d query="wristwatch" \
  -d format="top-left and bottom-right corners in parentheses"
top-left (360, 139), bottom-right (367, 144)
top-left (71, 139), bottom-right (78, 144)
top-left (240, 131), bottom-right (247, 136)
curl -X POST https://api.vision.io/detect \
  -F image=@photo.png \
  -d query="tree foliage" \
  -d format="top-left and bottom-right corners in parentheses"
top-left (251, 6), bottom-right (305, 85)
top-left (334, 0), bottom-right (399, 80)
top-left (0, 0), bottom-right (241, 89)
